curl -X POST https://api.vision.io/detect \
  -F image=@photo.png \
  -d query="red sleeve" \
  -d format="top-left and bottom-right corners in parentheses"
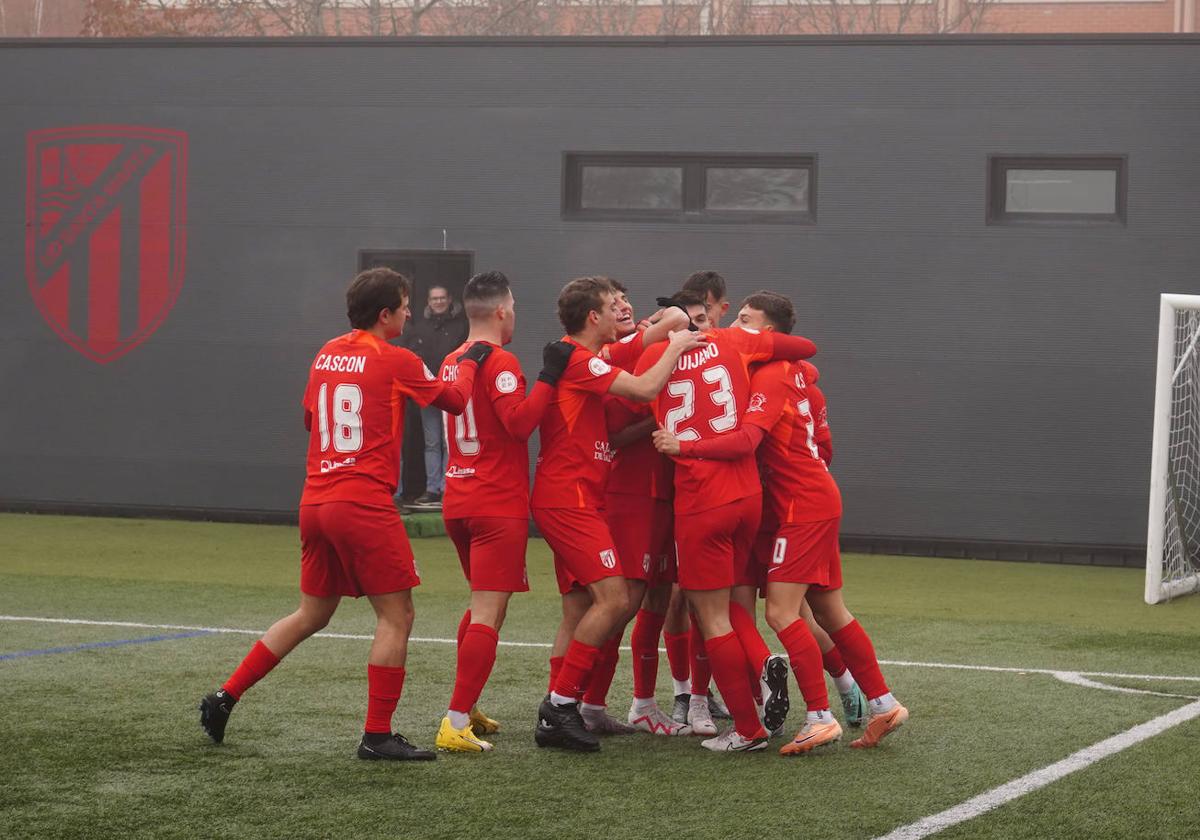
top-left (742, 363), bottom-right (790, 434)
top-left (678, 425), bottom-right (765, 460)
top-left (605, 395), bottom-right (648, 434)
top-left (430, 361), bottom-right (476, 413)
top-left (486, 353), bottom-right (552, 441)
top-left (563, 351), bottom-right (621, 396)
top-left (768, 332), bottom-right (817, 361)
top-left (601, 331), bottom-right (645, 373)
top-left (388, 346), bottom-right (476, 412)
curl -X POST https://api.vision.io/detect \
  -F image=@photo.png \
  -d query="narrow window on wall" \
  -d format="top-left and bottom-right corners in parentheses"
top-left (987, 156), bottom-right (1127, 224)
top-left (564, 153), bottom-right (815, 224)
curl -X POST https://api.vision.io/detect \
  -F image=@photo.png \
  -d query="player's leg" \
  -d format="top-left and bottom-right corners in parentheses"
top-left (765, 582), bottom-right (842, 755)
top-left (807, 586), bottom-right (908, 749)
top-left (357, 589), bottom-right (434, 761)
top-left (580, 576), bottom-right (643, 735)
top-left (662, 584), bottom-right (693, 724)
top-left (687, 589), bottom-right (768, 753)
top-left (627, 580), bottom-right (690, 735)
top-left (802, 598), bottom-right (866, 727)
top-left (200, 503), bottom-right (343, 744)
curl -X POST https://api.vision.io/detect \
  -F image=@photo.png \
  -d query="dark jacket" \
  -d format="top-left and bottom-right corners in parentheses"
top-left (401, 300), bottom-right (468, 371)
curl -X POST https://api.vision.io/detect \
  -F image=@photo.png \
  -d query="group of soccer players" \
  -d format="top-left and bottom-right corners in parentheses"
top-left (199, 266), bottom-right (908, 760)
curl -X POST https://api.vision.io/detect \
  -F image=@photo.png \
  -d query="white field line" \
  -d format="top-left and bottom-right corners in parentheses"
top-left (1052, 671), bottom-right (1200, 701)
top-left (873, 698), bottom-right (1200, 840)
top-left (3, 614), bottom-right (1200, 687)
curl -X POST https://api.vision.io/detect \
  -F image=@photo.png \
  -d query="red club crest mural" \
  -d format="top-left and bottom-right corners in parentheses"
top-left (26, 126), bottom-right (188, 364)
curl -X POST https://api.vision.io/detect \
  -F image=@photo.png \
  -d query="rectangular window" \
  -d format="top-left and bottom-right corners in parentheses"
top-left (988, 155), bottom-right (1126, 224)
top-left (564, 153), bottom-right (815, 224)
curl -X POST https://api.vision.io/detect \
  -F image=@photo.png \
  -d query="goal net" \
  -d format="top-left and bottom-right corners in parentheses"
top-left (1147, 294), bottom-right (1200, 603)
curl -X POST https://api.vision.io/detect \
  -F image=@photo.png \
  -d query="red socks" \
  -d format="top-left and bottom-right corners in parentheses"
top-left (456, 609), bottom-right (472, 647)
top-left (664, 630), bottom-right (690, 685)
top-left (552, 640), bottom-right (600, 700)
top-left (222, 640), bottom-right (280, 700)
top-left (631, 609), bottom-right (666, 700)
top-left (728, 602), bottom-right (770, 702)
top-left (704, 632), bottom-right (765, 739)
top-left (779, 619), bottom-right (829, 712)
top-left (364, 663), bottom-right (406, 734)
top-left (449, 623), bottom-right (499, 715)
top-left (582, 634), bottom-right (622, 707)
top-left (548, 656), bottom-right (565, 693)
top-left (822, 645), bottom-right (848, 678)
top-left (689, 622), bottom-right (712, 696)
top-left (829, 619), bottom-right (889, 700)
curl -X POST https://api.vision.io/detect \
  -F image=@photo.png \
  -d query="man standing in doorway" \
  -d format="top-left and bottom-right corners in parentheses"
top-left (402, 285), bottom-right (468, 508)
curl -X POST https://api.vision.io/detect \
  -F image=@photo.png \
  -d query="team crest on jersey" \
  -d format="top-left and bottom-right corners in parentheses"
top-left (747, 392), bottom-right (767, 413)
top-left (495, 371), bottom-right (519, 394)
top-left (599, 549), bottom-right (617, 569)
top-left (26, 125), bottom-right (188, 364)
top-left (642, 553), bottom-right (651, 574)
top-left (588, 357), bottom-right (612, 377)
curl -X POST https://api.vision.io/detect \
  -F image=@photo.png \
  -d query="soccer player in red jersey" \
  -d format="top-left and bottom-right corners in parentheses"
top-left (532, 276), bottom-right (705, 752)
top-left (199, 268), bottom-right (491, 761)
top-left (433, 271), bottom-right (576, 752)
top-left (660, 291), bottom-right (908, 754)
top-left (638, 311), bottom-right (819, 752)
top-left (573, 282), bottom-right (694, 736)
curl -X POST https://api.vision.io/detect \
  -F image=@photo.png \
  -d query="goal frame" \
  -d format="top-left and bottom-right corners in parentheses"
top-left (1146, 293), bottom-right (1200, 604)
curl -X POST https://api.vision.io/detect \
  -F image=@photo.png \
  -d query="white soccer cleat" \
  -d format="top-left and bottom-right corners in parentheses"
top-left (700, 727), bottom-right (769, 753)
top-left (627, 702), bottom-right (693, 736)
top-left (687, 695), bottom-right (719, 736)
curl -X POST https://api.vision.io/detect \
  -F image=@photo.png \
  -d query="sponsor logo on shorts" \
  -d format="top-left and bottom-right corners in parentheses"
top-left (599, 549), bottom-right (617, 569)
top-left (495, 371), bottom-right (519, 394)
top-left (642, 553), bottom-right (651, 574)
top-left (588, 356), bottom-right (612, 377)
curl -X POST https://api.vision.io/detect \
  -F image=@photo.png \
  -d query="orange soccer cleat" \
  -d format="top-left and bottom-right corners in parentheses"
top-left (850, 703), bottom-right (908, 749)
top-left (779, 719), bottom-right (842, 756)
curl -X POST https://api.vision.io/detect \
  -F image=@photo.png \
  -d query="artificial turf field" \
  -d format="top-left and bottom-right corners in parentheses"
top-left (2, 513), bottom-right (1199, 840)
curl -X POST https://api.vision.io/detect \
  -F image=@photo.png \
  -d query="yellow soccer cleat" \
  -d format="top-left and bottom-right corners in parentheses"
top-left (850, 703), bottom-right (908, 749)
top-left (779, 719), bottom-right (842, 756)
top-left (469, 706), bottom-right (500, 736)
top-left (436, 716), bottom-right (493, 753)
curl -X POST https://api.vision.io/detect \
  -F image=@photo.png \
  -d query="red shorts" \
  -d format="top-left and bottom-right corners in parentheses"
top-left (445, 516), bottom-right (530, 593)
top-left (605, 494), bottom-right (676, 586)
top-left (674, 494), bottom-right (762, 592)
top-left (532, 507), bottom-right (624, 595)
top-left (299, 502), bottom-right (419, 598)
top-left (762, 517), bottom-right (843, 590)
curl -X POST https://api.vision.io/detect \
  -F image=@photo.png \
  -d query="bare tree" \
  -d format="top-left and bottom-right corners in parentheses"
top-left (761, 0), bottom-right (997, 35)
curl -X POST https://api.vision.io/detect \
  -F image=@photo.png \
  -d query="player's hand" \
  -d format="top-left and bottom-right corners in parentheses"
top-left (652, 427), bottom-right (682, 456)
top-left (458, 341), bottom-right (494, 366)
top-left (655, 297), bottom-right (700, 331)
top-left (538, 340), bottom-right (576, 386)
top-left (667, 328), bottom-right (706, 354)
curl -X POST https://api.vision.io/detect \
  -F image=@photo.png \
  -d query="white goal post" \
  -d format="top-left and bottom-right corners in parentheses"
top-left (1146, 293), bottom-right (1200, 604)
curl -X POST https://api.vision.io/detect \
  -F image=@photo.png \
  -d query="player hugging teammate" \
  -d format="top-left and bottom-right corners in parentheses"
top-left (199, 267), bottom-right (907, 760)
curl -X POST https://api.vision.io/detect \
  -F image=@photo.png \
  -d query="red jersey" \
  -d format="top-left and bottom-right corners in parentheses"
top-left (744, 360), bottom-right (842, 524)
top-left (637, 326), bottom-right (776, 514)
top-left (604, 396), bottom-right (673, 501)
top-left (531, 337), bottom-right (622, 509)
top-left (300, 330), bottom-right (474, 509)
top-left (798, 360), bottom-right (832, 466)
top-left (440, 341), bottom-right (537, 521)
top-left (601, 330), bottom-right (645, 373)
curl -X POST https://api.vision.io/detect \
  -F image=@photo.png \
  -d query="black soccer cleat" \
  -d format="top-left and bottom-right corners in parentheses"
top-left (759, 655), bottom-right (792, 735)
top-left (199, 689), bottom-right (236, 744)
top-left (535, 698), bottom-right (601, 752)
top-left (357, 731), bottom-right (437, 761)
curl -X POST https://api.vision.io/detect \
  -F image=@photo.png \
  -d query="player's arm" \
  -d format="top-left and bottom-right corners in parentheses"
top-left (492, 341), bottom-right (574, 441)
top-left (653, 424), bottom-right (766, 460)
top-left (638, 306), bottom-right (690, 345)
top-left (767, 332), bottom-right (818, 361)
top-left (609, 329), bottom-right (706, 403)
top-left (606, 397), bottom-right (655, 449)
top-left (401, 343), bottom-right (490, 415)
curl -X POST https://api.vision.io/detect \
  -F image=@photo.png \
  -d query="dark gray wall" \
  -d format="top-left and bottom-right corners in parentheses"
top-left (3, 36), bottom-right (1198, 555)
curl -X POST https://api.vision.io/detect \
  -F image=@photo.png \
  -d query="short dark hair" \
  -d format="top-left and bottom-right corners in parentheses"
top-left (346, 268), bottom-right (411, 329)
top-left (609, 278), bottom-right (628, 295)
top-left (558, 276), bottom-right (615, 334)
top-left (673, 289), bottom-right (706, 310)
top-left (682, 270), bottom-right (727, 302)
top-left (463, 270), bottom-right (511, 320)
top-left (739, 290), bottom-right (795, 334)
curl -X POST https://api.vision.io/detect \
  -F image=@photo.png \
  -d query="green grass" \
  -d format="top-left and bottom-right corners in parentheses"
top-left (1, 512), bottom-right (1198, 840)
